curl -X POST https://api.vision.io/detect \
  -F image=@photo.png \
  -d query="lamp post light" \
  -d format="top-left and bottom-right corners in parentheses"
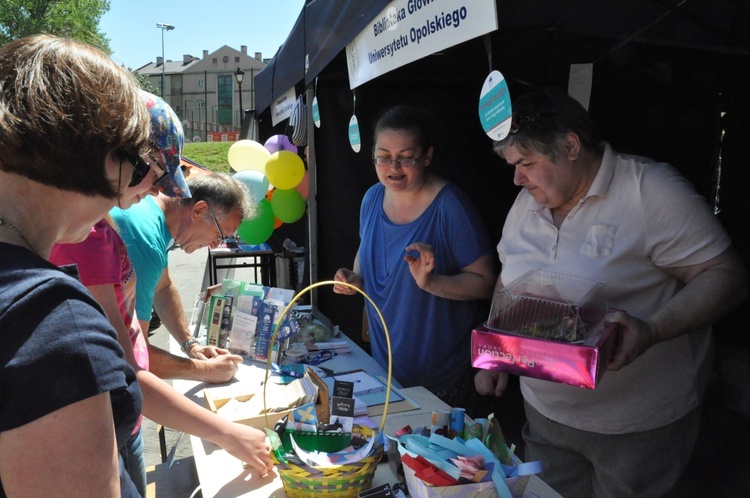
top-left (235, 66), bottom-right (245, 128)
top-left (156, 23), bottom-right (175, 98)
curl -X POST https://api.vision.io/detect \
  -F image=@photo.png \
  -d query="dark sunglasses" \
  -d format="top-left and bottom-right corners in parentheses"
top-left (121, 150), bottom-right (169, 188)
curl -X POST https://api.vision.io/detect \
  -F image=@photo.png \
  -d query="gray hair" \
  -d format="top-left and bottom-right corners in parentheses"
top-left (180, 173), bottom-right (255, 221)
top-left (493, 88), bottom-right (602, 162)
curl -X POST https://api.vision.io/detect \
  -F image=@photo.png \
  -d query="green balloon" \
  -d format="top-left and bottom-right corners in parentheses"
top-left (271, 188), bottom-right (306, 223)
top-left (237, 199), bottom-right (275, 245)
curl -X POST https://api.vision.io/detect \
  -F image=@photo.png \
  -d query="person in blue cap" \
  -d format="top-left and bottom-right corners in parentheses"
top-left (50, 92), bottom-right (272, 496)
top-left (111, 92), bottom-right (255, 384)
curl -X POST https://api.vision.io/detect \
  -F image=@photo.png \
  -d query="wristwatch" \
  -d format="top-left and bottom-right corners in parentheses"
top-left (181, 338), bottom-right (200, 353)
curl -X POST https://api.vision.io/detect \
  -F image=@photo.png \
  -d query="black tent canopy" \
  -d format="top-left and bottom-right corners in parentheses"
top-left (253, 0), bottom-right (750, 350)
top-left (256, 0), bottom-right (750, 113)
top-left (255, 0), bottom-right (391, 113)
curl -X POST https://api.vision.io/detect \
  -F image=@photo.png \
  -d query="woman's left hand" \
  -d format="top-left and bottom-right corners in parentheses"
top-left (404, 242), bottom-right (435, 288)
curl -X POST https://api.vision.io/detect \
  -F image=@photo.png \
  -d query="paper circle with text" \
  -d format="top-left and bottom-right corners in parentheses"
top-left (270, 188), bottom-right (306, 223)
top-left (233, 170), bottom-right (269, 204)
top-left (265, 150), bottom-right (305, 190)
top-left (236, 199), bottom-right (275, 245)
top-left (264, 134), bottom-right (298, 154)
top-left (228, 140), bottom-right (270, 172)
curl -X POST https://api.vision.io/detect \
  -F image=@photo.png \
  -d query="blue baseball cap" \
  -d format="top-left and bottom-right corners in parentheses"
top-left (140, 91), bottom-right (191, 198)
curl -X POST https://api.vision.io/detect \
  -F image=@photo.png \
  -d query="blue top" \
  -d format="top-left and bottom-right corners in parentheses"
top-left (110, 196), bottom-right (173, 322)
top-left (358, 182), bottom-right (492, 391)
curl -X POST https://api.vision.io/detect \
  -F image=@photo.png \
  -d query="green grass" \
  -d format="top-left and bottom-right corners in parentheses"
top-left (183, 142), bottom-right (233, 173)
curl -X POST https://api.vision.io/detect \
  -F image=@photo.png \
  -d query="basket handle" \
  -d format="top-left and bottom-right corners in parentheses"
top-left (262, 280), bottom-right (393, 431)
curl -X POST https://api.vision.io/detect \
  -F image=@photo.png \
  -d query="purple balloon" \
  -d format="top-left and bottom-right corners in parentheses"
top-left (264, 134), bottom-right (298, 154)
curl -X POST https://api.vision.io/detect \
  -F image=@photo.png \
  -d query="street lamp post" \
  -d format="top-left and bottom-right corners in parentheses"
top-left (156, 23), bottom-right (175, 98)
top-left (235, 66), bottom-right (245, 129)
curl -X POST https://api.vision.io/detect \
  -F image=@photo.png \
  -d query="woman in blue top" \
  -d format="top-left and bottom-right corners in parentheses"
top-left (334, 105), bottom-right (496, 407)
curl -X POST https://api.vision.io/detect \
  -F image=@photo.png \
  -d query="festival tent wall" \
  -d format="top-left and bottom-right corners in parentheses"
top-left (253, 0), bottom-right (750, 354)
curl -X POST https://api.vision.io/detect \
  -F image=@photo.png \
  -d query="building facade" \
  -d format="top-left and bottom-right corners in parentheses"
top-left (137, 45), bottom-right (266, 142)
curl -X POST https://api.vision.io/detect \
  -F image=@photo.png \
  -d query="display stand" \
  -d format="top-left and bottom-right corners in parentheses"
top-left (206, 248), bottom-right (276, 288)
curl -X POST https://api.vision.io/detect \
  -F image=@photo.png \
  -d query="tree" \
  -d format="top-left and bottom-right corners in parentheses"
top-left (130, 68), bottom-right (157, 94)
top-left (0, 0), bottom-right (111, 51)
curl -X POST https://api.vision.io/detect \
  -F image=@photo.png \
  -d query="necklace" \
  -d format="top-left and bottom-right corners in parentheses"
top-left (0, 216), bottom-right (38, 255)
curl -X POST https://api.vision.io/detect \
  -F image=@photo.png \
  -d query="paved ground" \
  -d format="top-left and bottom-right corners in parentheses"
top-left (141, 248), bottom-right (205, 493)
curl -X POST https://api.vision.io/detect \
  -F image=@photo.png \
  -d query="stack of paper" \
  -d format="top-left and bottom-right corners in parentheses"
top-left (334, 371), bottom-right (384, 395)
top-left (307, 341), bottom-right (351, 353)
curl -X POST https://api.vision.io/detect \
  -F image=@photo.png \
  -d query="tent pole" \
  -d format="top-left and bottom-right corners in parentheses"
top-left (305, 85), bottom-right (318, 307)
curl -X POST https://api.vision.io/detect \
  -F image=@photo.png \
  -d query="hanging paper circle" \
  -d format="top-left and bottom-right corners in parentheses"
top-left (348, 114), bottom-right (361, 153)
top-left (270, 188), bottom-right (306, 223)
top-left (312, 96), bottom-right (321, 128)
top-left (478, 70), bottom-right (513, 141)
top-left (236, 199), bottom-right (275, 245)
top-left (265, 150), bottom-right (305, 190)
top-left (294, 170), bottom-right (310, 200)
top-left (264, 134), bottom-right (298, 154)
top-left (233, 170), bottom-right (269, 204)
top-left (228, 140), bottom-right (271, 172)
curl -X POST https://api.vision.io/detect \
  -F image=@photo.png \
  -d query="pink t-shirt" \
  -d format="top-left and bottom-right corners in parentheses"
top-left (50, 219), bottom-right (150, 431)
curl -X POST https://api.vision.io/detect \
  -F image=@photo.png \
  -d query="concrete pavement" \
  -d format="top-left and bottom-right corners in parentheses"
top-left (141, 247), bottom-right (207, 491)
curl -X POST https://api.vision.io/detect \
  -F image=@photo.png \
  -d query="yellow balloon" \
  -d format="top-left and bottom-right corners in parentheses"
top-left (264, 150), bottom-right (305, 189)
top-left (228, 140), bottom-right (271, 172)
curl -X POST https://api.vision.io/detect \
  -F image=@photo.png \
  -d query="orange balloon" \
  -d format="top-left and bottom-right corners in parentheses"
top-left (266, 188), bottom-right (275, 201)
top-left (295, 170), bottom-right (310, 200)
top-left (274, 217), bottom-right (284, 229)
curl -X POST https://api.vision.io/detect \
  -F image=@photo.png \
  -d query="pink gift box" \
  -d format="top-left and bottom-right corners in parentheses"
top-left (472, 269), bottom-right (620, 389)
top-left (472, 320), bottom-right (619, 389)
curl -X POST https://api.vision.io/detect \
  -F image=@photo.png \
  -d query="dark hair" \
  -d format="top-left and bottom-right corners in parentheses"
top-left (493, 88), bottom-right (601, 161)
top-left (374, 105), bottom-right (435, 152)
top-left (0, 35), bottom-right (150, 198)
top-left (179, 173), bottom-right (255, 220)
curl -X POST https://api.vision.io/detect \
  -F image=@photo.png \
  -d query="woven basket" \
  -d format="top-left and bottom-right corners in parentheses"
top-left (263, 280), bottom-right (393, 498)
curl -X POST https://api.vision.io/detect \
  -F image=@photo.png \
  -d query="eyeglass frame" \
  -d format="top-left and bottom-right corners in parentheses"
top-left (371, 154), bottom-right (424, 168)
top-left (121, 149), bottom-right (168, 187)
top-left (207, 203), bottom-right (228, 242)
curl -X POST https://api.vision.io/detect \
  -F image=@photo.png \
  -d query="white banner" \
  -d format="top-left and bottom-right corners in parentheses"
top-left (346, 0), bottom-right (498, 89)
top-left (271, 87), bottom-right (297, 126)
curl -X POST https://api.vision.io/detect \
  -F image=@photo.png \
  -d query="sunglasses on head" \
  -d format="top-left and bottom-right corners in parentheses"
top-left (509, 110), bottom-right (557, 135)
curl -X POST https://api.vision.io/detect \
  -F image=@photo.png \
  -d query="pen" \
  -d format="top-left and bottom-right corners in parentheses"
top-left (331, 368), bottom-right (366, 377)
top-left (318, 367), bottom-right (365, 377)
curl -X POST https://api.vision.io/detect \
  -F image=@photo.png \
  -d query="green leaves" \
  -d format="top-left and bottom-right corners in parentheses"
top-left (0, 0), bottom-right (111, 52)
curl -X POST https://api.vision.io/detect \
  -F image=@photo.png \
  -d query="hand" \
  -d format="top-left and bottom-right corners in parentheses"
top-left (404, 242), bottom-right (435, 289)
top-left (217, 424), bottom-right (274, 475)
top-left (605, 311), bottom-right (659, 371)
top-left (333, 268), bottom-right (363, 295)
top-left (196, 354), bottom-right (243, 383)
top-left (188, 343), bottom-right (230, 360)
top-left (475, 369), bottom-right (509, 397)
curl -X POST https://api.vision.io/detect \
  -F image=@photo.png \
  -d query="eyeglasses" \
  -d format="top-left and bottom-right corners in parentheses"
top-left (122, 150), bottom-right (168, 187)
top-left (509, 111), bottom-right (557, 135)
top-left (372, 155), bottom-right (423, 168)
top-left (207, 204), bottom-right (227, 242)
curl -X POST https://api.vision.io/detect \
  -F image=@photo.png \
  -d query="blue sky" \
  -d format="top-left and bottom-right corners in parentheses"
top-left (100, 0), bottom-right (306, 70)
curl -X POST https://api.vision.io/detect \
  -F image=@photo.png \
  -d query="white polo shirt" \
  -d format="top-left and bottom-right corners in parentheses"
top-left (497, 143), bottom-right (730, 433)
